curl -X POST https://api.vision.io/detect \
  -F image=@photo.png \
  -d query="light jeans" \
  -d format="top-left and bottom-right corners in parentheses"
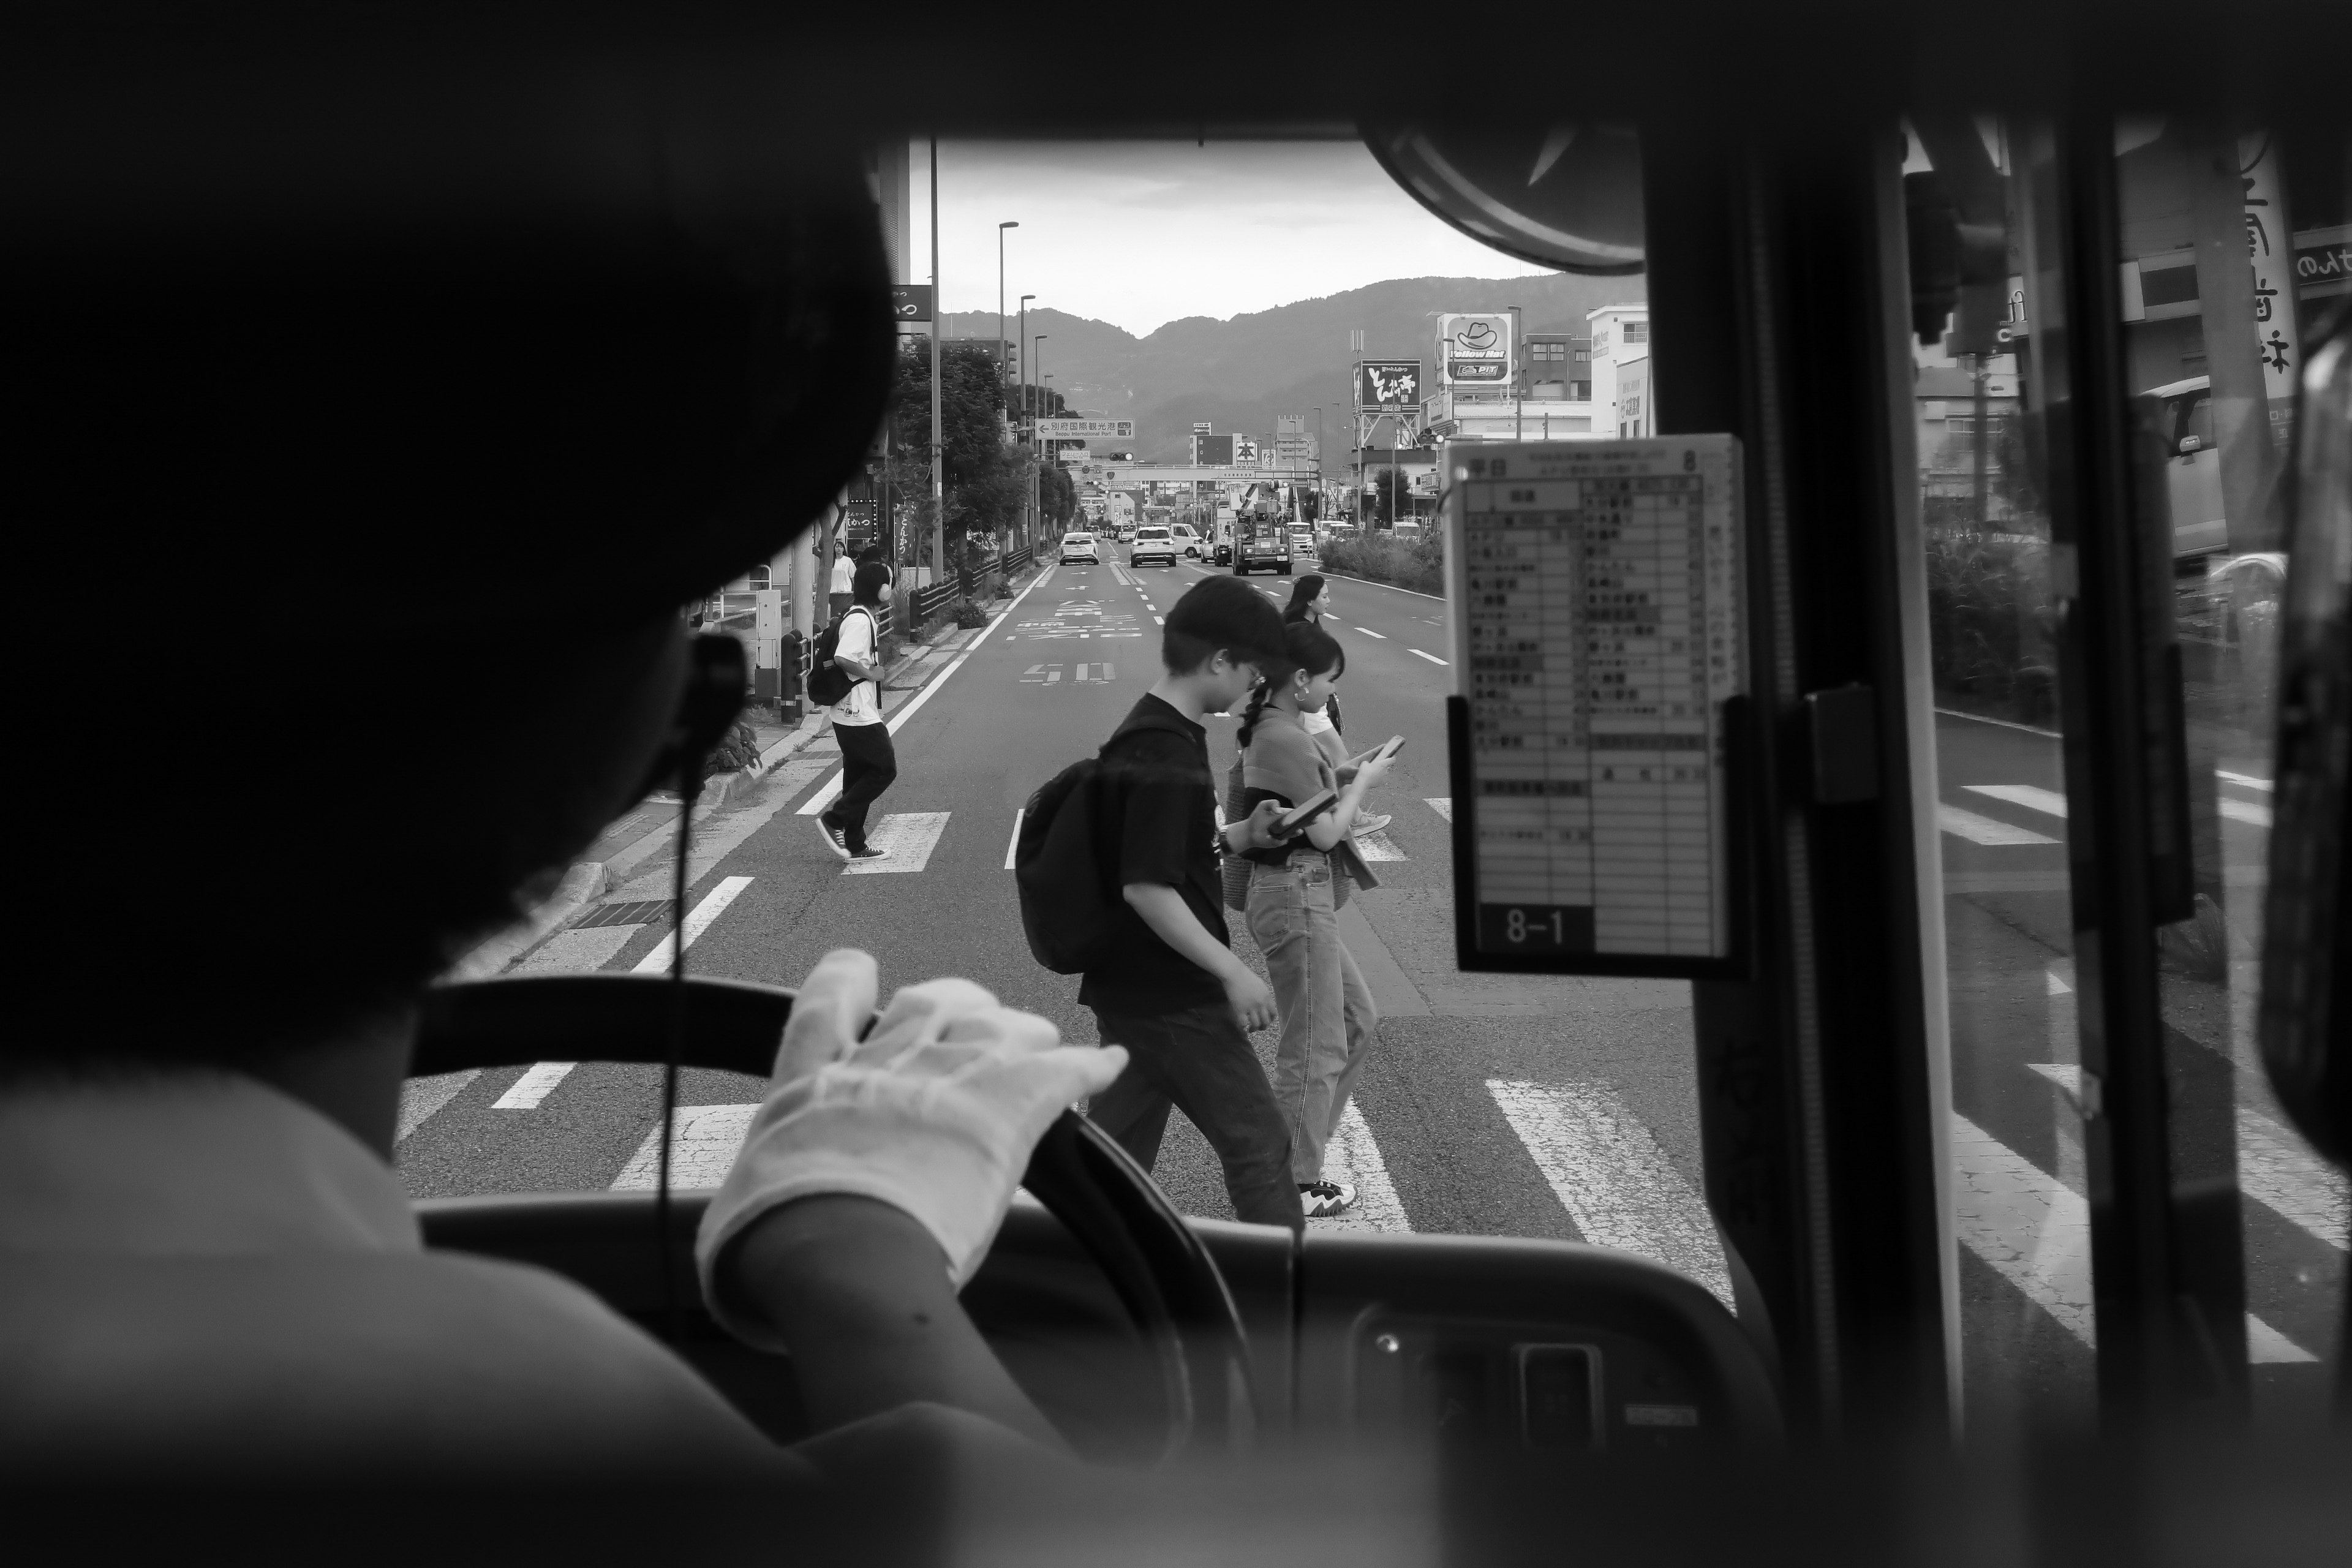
top-left (1246, 851), bottom-right (1379, 1187)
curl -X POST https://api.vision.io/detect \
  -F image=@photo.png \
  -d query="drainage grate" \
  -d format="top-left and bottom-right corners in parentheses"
top-left (575, 899), bottom-right (671, 930)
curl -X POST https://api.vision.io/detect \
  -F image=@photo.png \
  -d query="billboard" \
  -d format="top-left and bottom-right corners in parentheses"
top-left (888, 284), bottom-right (933, 323)
top-left (1357, 361), bottom-right (1421, 408)
top-left (1438, 312), bottom-right (1512, 386)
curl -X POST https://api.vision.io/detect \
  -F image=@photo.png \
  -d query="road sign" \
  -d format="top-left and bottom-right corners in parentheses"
top-left (1358, 361), bottom-right (1421, 408)
top-left (1037, 418), bottom-right (1135, 439)
top-left (889, 284), bottom-right (933, 323)
top-left (1438, 313), bottom-right (1512, 386)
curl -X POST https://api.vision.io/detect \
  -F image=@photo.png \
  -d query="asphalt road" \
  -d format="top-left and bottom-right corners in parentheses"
top-left (398, 551), bottom-right (2343, 1423)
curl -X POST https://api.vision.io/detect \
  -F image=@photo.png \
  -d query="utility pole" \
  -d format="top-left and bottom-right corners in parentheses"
top-left (929, 138), bottom-right (943, 594)
top-left (1509, 303), bottom-right (1523, 440)
top-left (1036, 336), bottom-right (1050, 537)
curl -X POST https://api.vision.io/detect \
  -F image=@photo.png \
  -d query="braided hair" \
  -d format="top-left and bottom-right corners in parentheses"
top-left (1237, 620), bottom-right (1345, 748)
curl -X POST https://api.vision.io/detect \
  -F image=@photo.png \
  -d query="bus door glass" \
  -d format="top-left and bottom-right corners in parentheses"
top-left (1902, 115), bottom-right (2101, 1436)
top-left (2112, 119), bottom-right (2347, 1425)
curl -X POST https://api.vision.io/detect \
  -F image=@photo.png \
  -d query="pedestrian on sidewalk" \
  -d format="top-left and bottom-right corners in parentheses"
top-left (827, 545), bottom-right (854, 622)
top-left (1233, 619), bottom-right (1395, 1218)
top-left (1283, 575), bottom-right (1390, 837)
top-left (1079, 576), bottom-right (1308, 1234)
top-left (816, 560), bottom-right (895, 862)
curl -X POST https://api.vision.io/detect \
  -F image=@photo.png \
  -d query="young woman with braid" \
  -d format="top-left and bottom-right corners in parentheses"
top-left (1231, 620), bottom-right (1397, 1218)
top-left (1282, 575), bottom-right (1390, 835)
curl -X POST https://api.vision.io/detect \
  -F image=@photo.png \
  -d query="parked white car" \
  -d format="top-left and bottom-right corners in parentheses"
top-left (1058, 531), bottom-right (1101, 565)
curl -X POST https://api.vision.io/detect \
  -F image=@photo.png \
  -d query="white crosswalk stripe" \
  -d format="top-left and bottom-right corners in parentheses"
top-left (611, 1104), bottom-right (760, 1190)
top-left (2027, 1063), bottom-right (2347, 1252)
top-left (1938, 802), bottom-right (2060, 845)
top-left (1963, 783), bottom-right (2068, 818)
top-left (1425, 797), bottom-right (1452, 823)
top-left (494, 1061), bottom-right (578, 1110)
top-left (1952, 1107), bottom-right (2316, 1360)
top-left (1314, 1103), bottom-right (1413, 1232)
top-left (1487, 1079), bottom-right (1733, 1307)
top-left (1003, 809), bottom-right (1024, 870)
top-left (843, 812), bottom-right (952, 875)
top-left (1354, 829), bottom-right (1408, 862)
top-left (396, 1071), bottom-right (480, 1143)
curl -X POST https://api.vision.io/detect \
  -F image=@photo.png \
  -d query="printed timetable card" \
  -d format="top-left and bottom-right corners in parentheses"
top-left (1444, 437), bottom-right (1747, 975)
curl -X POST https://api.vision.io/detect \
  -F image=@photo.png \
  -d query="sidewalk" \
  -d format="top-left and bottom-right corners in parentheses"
top-left (448, 579), bottom-right (1025, 980)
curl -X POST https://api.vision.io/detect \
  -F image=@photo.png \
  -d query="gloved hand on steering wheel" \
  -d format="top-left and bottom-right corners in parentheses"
top-left (696, 948), bottom-right (1129, 1350)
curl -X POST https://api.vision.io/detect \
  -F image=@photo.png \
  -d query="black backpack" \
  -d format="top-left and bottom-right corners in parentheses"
top-left (1015, 709), bottom-right (1197, 974)
top-left (804, 607), bottom-right (870, 707)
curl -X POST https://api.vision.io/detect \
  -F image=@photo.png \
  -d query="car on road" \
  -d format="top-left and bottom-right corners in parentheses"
top-left (1128, 525), bottom-right (1179, 567)
top-left (1289, 524), bottom-right (1317, 558)
top-left (1058, 530), bottom-right (1101, 565)
top-left (1169, 522), bottom-right (1205, 559)
top-left (1231, 513), bottom-right (1292, 576)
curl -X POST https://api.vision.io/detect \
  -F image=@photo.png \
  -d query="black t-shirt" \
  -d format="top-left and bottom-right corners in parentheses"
top-left (1077, 695), bottom-right (1229, 1014)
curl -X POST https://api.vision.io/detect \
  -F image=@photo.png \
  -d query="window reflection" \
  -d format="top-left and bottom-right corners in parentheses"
top-left (2114, 120), bottom-right (2348, 1426)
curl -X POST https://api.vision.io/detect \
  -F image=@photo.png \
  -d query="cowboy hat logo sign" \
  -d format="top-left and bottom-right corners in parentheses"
top-left (1438, 312), bottom-right (1512, 385)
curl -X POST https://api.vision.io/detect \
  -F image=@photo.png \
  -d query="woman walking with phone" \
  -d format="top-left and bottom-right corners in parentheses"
top-left (1283, 575), bottom-right (1389, 835)
top-left (1232, 620), bottom-right (1398, 1218)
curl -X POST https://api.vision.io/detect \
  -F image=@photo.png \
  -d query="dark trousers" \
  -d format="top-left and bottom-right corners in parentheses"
top-left (829, 720), bottom-right (896, 851)
top-left (1088, 1000), bottom-right (1303, 1234)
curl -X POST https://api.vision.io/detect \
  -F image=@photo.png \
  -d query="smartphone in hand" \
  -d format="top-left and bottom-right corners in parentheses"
top-left (1348, 735), bottom-right (1408, 768)
top-left (1271, 788), bottom-right (1340, 837)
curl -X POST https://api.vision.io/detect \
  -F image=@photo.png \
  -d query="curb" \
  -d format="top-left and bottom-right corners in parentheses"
top-left (447, 859), bottom-right (608, 982)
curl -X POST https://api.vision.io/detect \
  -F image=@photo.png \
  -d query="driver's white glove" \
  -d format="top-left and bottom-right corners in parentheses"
top-left (695, 949), bottom-right (1128, 1348)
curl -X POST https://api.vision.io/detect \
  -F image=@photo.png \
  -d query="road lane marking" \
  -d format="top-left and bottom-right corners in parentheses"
top-left (1425, 797), bottom-right (1452, 823)
top-left (2027, 1064), bottom-right (2346, 1251)
top-left (1313, 1103), bottom-right (1414, 1232)
top-left (1487, 1079), bottom-right (1733, 1308)
top-left (1408, 649), bottom-right (1448, 665)
top-left (611, 1104), bottom-right (760, 1190)
top-left (2218, 770), bottom-right (2272, 791)
top-left (1962, 783), bottom-right (2069, 818)
top-left (494, 1061), bottom-right (578, 1110)
top-left (2047, 968), bottom-right (2073, 995)
top-left (1935, 706), bottom-right (2061, 739)
top-left (1354, 829), bottom-right (1408, 862)
top-left (396, 1071), bottom-right (481, 1142)
top-left (633, 875), bottom-right (755, 972)
top-left (1152, 615), bottom-right (1164, 624)
top-left (2218, 798), bottom-right (2272, 827)
top-left (842, 812), bottom-right (952, 875)
top-left (1354, 627), bottom-right (1386, 638)
top-left (1938, 803), bottom-right (2060, 845)
top-left (1003, 809), bottom-right (1024, 870)
top-left (1953, 1108), bottom-right (2317, 1360)
top-left (1311, 570), bottom-right (1447, 603)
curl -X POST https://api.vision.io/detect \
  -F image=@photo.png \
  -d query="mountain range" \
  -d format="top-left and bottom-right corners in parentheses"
top-left (934, 271), bottom-right (1646, 464)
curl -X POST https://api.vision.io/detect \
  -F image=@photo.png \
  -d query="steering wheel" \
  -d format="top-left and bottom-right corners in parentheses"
top-left (412, 972), bottom-right (1258, 1461)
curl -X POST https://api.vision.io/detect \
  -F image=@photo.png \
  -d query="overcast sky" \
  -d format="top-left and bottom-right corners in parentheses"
top-left (909, 140), bottom-right (1553, 337)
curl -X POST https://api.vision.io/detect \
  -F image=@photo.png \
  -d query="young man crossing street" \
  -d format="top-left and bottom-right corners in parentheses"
top-left (816, 561), bottom-right (895, 862)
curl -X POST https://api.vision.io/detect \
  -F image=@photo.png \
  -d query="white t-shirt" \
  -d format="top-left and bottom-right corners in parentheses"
top-left (829, 606), bottom-right (883, 726)
top-left (828, 554), bottom-right (854, 595)
top-left (1300, 707), bottom-right (1335, 736)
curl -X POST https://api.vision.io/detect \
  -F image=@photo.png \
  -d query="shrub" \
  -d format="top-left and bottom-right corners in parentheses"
top-left (1921, 530), bottom-right (2057, 726)
top-left (1323, 530), bottom-right (1446, 596)
top-left (953, 596), bottom-right (990, 628)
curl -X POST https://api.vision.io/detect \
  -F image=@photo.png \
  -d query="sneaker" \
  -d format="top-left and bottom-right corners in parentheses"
top-left (1299, 1180), bottom-right (1357, 1218)
top-left (847, 844), bottom-right (889, 862)
top-left (1350, 813), bottom-right (1393, 837)
top-left (815, 816), bottom-right (852, 861)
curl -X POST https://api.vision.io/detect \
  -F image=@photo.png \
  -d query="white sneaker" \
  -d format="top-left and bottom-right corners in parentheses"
top-left (1300, 1180), bottom-right (1357, 1218)
top-left (1350, 813), bottom-right (1392, 837)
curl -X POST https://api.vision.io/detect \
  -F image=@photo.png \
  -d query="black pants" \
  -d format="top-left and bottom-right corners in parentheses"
top-left (1088, 1000), bottom-right (1303, 1234)
top-left (828, 720), bottom-right (896, 852)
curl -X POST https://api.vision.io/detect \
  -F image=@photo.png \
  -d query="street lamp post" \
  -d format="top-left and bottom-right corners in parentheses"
top-left (1019, 292), bottom-right (1035, 549)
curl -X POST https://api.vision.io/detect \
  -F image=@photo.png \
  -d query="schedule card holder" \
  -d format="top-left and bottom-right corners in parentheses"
top-left (1444, 437), bottom-right (1751, 978)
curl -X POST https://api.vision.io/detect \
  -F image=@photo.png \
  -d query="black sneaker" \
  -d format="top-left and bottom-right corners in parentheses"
top-left (816, 815), bottom-right (852, 861)
top-left (847, 844), bottom-right (889, 862)
top-left (1299, 1180), bottom-right (1357, 1218)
